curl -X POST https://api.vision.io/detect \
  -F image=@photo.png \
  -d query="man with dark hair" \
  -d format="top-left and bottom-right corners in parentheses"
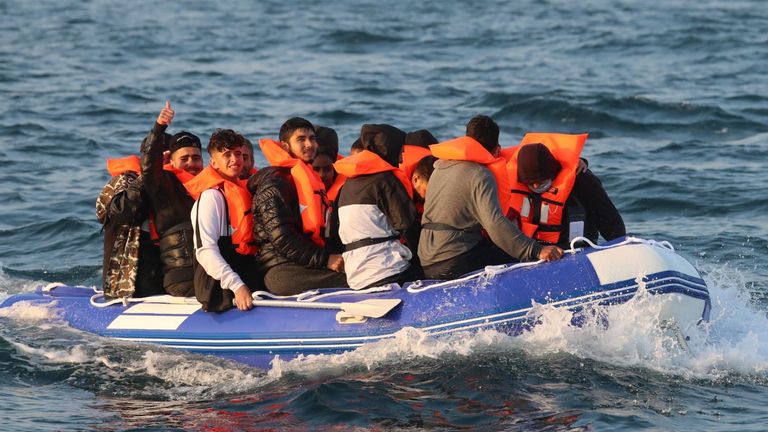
top-left (139, 101), bottom-right (204, 297)
top-left (400, 129), bottom-right (436, 185)
top-left (418, 115), bottom-right (562, 280)
top-left (186, 128), bottom-right (261, 311)
top-left (349, 138), bottom-right (364, 155)
top-left (465, 115), bottom-right (500, 150)
top-left (312, 125), bottom-right (343, 194)
top-left (312, 146), bottom-right (339, 192)
top-left (508, 138), bottom-right (625, 248)
top-left (240, 137), bottom-right (257, 180)
top-left (314, 125), bottom-right (339, 159)
top-left (249, 117), bottom-right (347, 295)
top-left (411, 155), bottom-right (437, 202)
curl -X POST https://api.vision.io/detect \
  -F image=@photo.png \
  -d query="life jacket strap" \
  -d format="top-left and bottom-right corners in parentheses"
top-left (344, 235), bottom-right (400, 252)
top-left (422, 222), bottom-right (482, 233)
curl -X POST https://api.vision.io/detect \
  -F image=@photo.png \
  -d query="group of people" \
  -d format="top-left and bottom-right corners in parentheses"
top-left (97, 101), bottom-right (625, 312)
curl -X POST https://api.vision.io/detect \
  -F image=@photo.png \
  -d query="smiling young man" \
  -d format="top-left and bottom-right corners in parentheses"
top-left (248, 117), bottom-right (348, 295)
top-left (187, 129), bottom-right (261, 311)
top-left (140, 101), bottom-right (204, 297)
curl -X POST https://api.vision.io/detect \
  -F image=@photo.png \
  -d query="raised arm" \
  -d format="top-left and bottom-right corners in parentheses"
top-left (139, 101), bottom-right (173, 195)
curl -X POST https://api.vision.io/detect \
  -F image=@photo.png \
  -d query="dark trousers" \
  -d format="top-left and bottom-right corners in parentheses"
top-left (264, 262), bottom-right (348, 295)
top-left (422, 239), bottom-right (515, 280)
top-left (361, 262), bottom-right (423, 289)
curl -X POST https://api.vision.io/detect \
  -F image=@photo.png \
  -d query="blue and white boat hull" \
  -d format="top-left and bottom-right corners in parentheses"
top-left (0, 237), bottom-right (710, 368)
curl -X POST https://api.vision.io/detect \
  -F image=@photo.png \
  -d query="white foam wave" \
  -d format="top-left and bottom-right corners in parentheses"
top-left (9, 340), bottom-right (91, 364)
top-left (271, 262), bottom-right (768, 382)
top-left (0, 300), bottom-right (59, 321)
top-left (141, 350), bottom-right (271, 392)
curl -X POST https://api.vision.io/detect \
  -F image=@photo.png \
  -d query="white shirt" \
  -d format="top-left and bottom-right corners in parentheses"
top-left (190, 189), bottom-right (245, 293)
top-left (338, 203), bottom-right (411, 289)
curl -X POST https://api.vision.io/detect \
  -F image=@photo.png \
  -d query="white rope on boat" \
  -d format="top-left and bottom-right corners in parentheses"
top-left (251, 290), bottom-right (319, 301)
top-left (90, 293), bottom-right (139, 308)
top-left (89, 293), bottom-right (201, 308)
top-left (568, 235), bottom-right (674, 252)
top-left (251, 285), bottom-right (394, 303)
top-left (407, 236), bottom-right (673, 294)
top-left (299, 284), bottom-right (394, 302)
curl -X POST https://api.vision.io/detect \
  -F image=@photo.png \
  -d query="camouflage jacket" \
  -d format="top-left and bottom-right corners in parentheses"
top-left (96, 172), bottom-right (142, 299)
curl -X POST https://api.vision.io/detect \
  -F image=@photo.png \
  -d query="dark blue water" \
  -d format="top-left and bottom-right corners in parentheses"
top-left (1, 0), bottom-right (767, 430)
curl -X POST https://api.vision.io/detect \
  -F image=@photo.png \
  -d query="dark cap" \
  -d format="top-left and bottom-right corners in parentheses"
top-left (517, 143), bottom-right (562, 183)
top-left (314, 125), bottom-right (339, 159)
top-left (360, 124), bottom-right (407, 167)
top-left (168, 131), bottom-right (202, 154)
top-left (405, 129), bottom-right (438, 148)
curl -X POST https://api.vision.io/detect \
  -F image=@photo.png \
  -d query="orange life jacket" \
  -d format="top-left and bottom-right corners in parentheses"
top-left (429, 136), bottom-right (511, 210)
top-left (105, 155), bottom-right (195, 184)
top-left (107, 155), bottom-right (141, 177)
top-left (184, 166), bottom-right (257, 255)
top-left (399, 145), bottom-right (433, 180)
top-left (105, 155), bottom-right (159, 241)
top-left (506, 133), bottom-right (587, 244)
top-left (326, 172), bottom-right (347, 203)
top-left (333, 150), bottom-right (413, 196)
top-left (259, 139), bottom-right (328, 246)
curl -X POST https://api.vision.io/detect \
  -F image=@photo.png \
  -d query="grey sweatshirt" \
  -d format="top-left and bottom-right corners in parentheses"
top-left (418, 160), bottom-right (542, 266)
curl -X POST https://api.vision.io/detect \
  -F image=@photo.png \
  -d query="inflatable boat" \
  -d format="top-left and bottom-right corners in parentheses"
top-left (0, 237), bottom-right (710, 368)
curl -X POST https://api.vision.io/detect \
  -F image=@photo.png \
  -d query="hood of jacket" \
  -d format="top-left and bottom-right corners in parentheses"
top-left (360, 123), bottom-right (407, 167)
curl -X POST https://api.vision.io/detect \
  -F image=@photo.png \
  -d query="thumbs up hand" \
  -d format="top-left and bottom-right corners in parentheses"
top-left (156, 100), bottom-right (175, 126)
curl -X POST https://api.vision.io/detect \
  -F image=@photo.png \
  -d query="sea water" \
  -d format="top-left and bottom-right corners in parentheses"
top-left (1, 0), bottom-right (767, 430)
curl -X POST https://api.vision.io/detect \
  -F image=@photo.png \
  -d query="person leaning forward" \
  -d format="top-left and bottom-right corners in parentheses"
top-left (418, 115), bottom-right (563, 280)
top-left (248, 117), bottom-right (348, 295)
top-left (140, 101), bottom-right (203, 297)
top-left (508, 137), bottom-right (625, 248)
top-left (186, 129), bottom-right (262, 311)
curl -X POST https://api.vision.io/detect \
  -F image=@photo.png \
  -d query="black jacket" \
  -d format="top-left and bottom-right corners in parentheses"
top-left (567, 169), bottom-right (626, 245)
top-left (139, 123), bottom-right (196, 294)
top-left (140, 123), bottom-right (195, 234)
top-left (248, 166), bottom-right (329, 271)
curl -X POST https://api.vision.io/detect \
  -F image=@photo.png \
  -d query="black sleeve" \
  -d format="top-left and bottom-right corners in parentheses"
top-left (378, 173), bottom-right (420, 254)
top-left (573, 170), bottom-right (626, 241)
top-left (108, 176), bottom-right (147, 225)
top-left (249, 170), bottom-right (329, 268)
top-left (324, 195), bottom-right (344, 254)
top-left (139, 122), bottom-right (169, 198)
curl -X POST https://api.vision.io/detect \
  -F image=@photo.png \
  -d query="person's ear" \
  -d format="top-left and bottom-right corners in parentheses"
top-left (280, 141), bottom-right (290, 152)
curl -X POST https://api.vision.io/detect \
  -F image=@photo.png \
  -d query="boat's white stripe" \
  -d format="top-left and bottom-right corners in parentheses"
top-left (117, 342), bottom-right (367, 351)
top-left (125, 303), bottom-right (201, 315)
top-left (107, 315), bottom-right (188, 330)
top-left (110, 282), bottom-right (706, 348)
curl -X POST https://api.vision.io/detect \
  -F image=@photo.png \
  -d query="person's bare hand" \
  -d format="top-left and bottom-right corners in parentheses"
top-left (538, 245), bottom-right (563, 262)
top-left (233, 285), bottom-right (253, 311)
top-left (327, 254), bottom-right (344, 272)
top-left (156, 100), bottom-right (174, 126)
